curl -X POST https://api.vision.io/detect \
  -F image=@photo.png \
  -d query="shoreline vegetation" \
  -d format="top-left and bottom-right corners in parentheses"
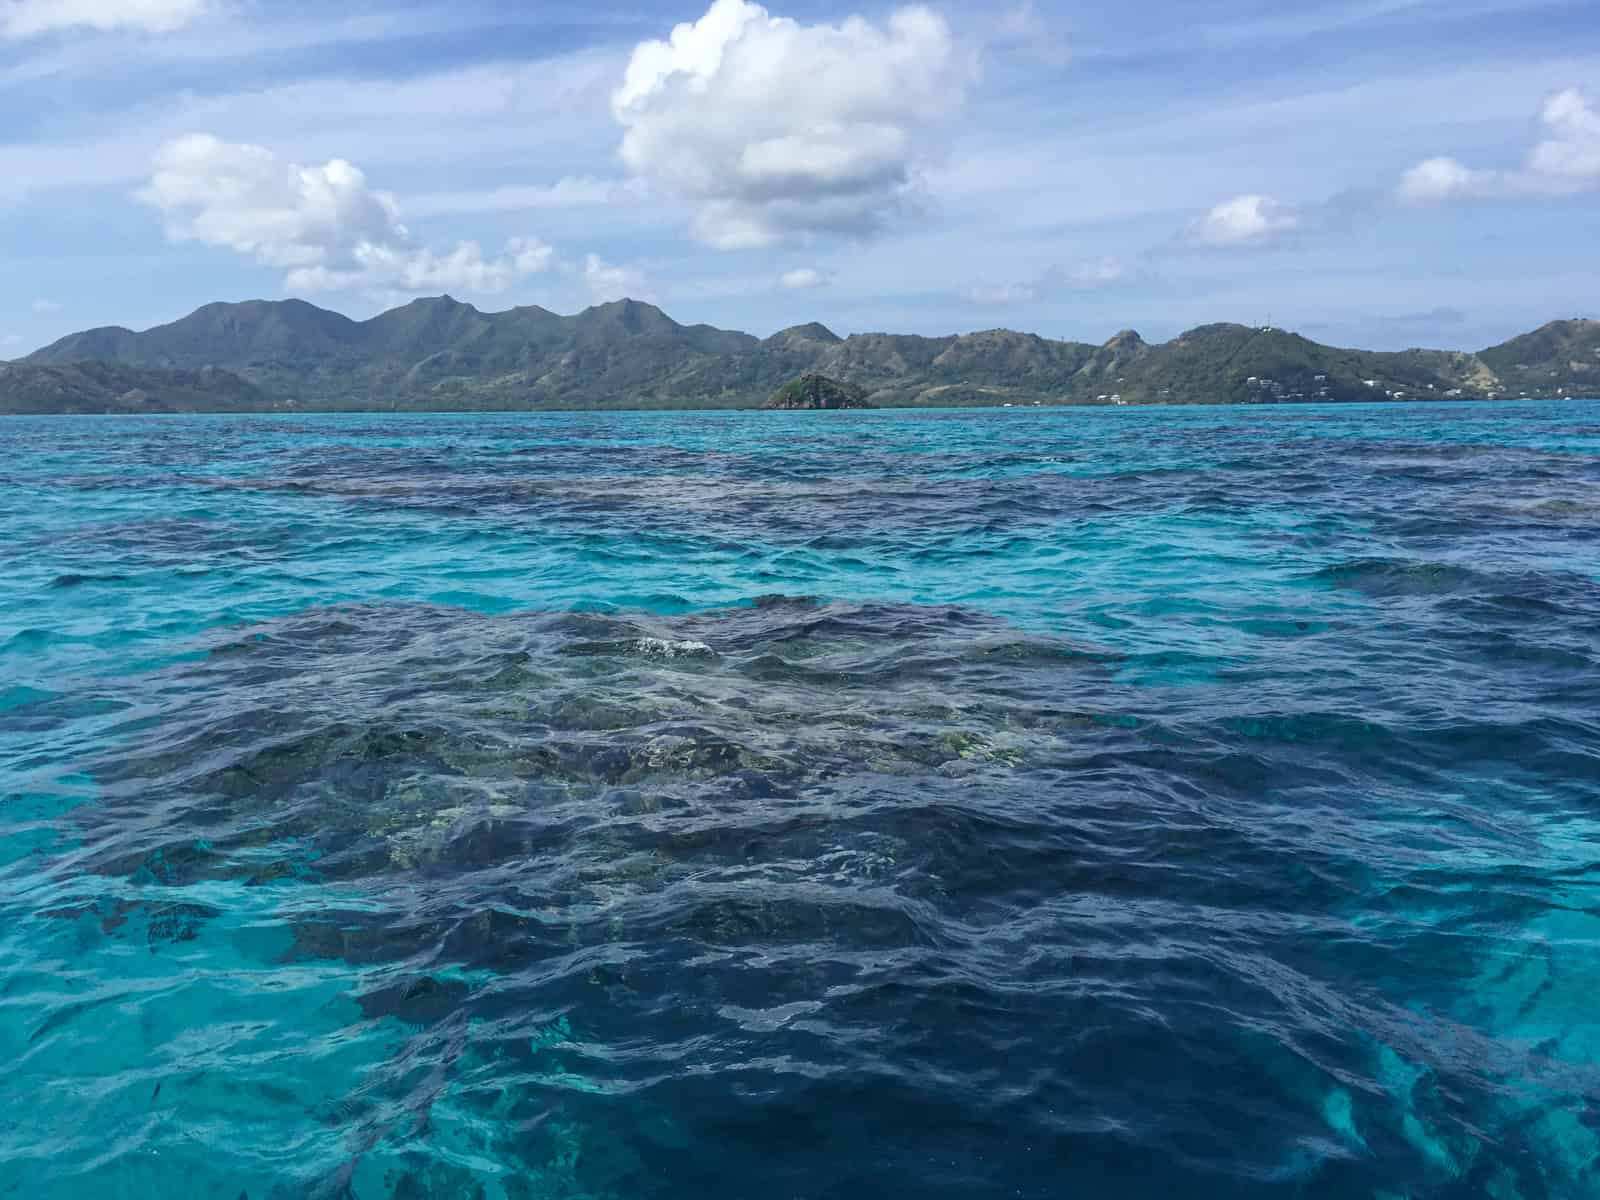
top-left (2, 295), bottom-right (1597, 415)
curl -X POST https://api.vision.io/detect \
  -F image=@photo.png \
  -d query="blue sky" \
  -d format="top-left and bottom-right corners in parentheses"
top-left (1, 0), bottom-right (1596, 353)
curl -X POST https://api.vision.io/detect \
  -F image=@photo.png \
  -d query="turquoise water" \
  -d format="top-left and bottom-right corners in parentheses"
top-left (2, 402), bottom-right (1599, 1197)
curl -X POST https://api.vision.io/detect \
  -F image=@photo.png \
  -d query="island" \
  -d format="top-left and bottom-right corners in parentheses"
top-left (4, 296), bottom-right (1596, 413)
top-left (764, 373), bottom-right (874, 410)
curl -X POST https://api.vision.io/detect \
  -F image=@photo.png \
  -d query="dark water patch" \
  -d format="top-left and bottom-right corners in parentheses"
top-left (357, 975), bottom-right (473, 1026)
top-left (1312, 558), bottom-right (1491, 597)
top-left (48, 572), bottom-right (130, 589)
top-left (39, 896), bottom-right (221, 947)
top-left (12, 594), bottom-right (1589, 1197)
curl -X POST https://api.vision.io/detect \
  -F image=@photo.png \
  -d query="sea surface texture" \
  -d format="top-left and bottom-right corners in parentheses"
top-left (2, 402), bottom-right (1599, 1199)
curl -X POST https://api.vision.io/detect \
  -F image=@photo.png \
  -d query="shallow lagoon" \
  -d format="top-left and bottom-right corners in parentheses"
top-left (2, 402), bottom-right (1599, 1198)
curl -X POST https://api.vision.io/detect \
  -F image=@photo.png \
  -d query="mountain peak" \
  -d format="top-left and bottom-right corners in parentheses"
top-left (399, 294), bottom-right (476, 313)
top-left (765, 322), bottom-right (842, 347)
top-left (588, 297), bottom-right (662, 314)
top-left (577, 298), bottom-right (679, 335)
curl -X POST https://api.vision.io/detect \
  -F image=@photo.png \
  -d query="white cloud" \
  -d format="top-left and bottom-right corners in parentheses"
top-left (0, 0), bottom-right (211, 38)
top-left (138, 134), bottom-right (554, 295)
top-left (287, 237), bottom-right (555, 294)
top-left (1529, 87), bottom-right (1600, 182)
top-left (1397, 156), bottom-right (1499, 203)
top-left (582, 254), bottom-right (649, 303)
top-left (612, 0), bottom-right (974, 249)
top-left (779, 267), bottom-right (829, 290)
top-left (2, 333), bottom-right (21, 347)
top-left (1400, 87), bottom-right (1600, 203)
top-left (1187, 194), bottom-right (1300, 246)
top-left (31, 298), bottom-right (61, 313)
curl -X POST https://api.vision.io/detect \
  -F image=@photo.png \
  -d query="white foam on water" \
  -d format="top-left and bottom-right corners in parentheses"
top-left (631, 637), bottom-right (714, 658)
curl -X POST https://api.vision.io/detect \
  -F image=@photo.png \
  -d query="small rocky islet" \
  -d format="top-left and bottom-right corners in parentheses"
top-left (763, 372), bottom-right (874, 410)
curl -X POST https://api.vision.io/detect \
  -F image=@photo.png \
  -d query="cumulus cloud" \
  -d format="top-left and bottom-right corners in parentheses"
top-left (1400, 87), bottom-right (1600, 203)
top-left (1187, 194), bottom-right (1300, 247)
top-left (779, 267), bottom-right (829, 290)
top-left (1529, 87), bottom-right (1600, 182)
top-left (612, 0), bottom-right (974, 249)
top-left (0, 0), bottom-right (212, 38)
top-left (139, 134), bottom-right (554, 295)
top-left (287, 238), bottom-right (555, 294)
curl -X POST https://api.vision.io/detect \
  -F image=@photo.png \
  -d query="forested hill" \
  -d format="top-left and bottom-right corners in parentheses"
top-left (8, 297), bottom-right (1597, 412)
top-left (0, 360), bottom-right (268, 414)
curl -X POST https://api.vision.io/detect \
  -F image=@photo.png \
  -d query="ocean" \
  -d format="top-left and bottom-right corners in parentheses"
top-left (2, 401), bottom-right (1598, 1199)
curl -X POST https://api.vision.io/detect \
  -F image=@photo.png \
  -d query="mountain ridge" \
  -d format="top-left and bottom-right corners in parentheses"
top-left (8, 297), bottom-right (1599, 413)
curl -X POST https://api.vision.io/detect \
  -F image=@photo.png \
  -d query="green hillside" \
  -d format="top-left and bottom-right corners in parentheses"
top-left (0, 361), bottom-right (269, 414)
top-left (9, 297), bottom-right (1598, 413)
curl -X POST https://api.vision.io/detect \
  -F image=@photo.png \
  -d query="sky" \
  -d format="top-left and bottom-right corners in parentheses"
top-left (1, 0), bottom-right (1597, 354)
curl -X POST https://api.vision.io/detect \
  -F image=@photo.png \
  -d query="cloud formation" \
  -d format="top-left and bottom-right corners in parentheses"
top-left (1529, 87), bottom-right (1600, 183)
top-left (779, 267), bottom-right (829, 290)
top-left (612, 0), bottom-right (973, 249)
top-left (32, 299), bottom-right (61, 313)
top-left (139, 135), bottom-right (553, 294)
top-left (1399, 87), bottom-right (1600, 203)
top-left (1397, 156), bottom-right (1499, 203)
top-left (0, 0), bottom-right (211, 38)
top-left (1186, 194), bottom-right (1300, 247)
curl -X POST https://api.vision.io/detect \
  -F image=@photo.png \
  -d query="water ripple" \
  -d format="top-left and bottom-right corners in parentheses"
top-left (1, 403), bottom-right (1598, 1198)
